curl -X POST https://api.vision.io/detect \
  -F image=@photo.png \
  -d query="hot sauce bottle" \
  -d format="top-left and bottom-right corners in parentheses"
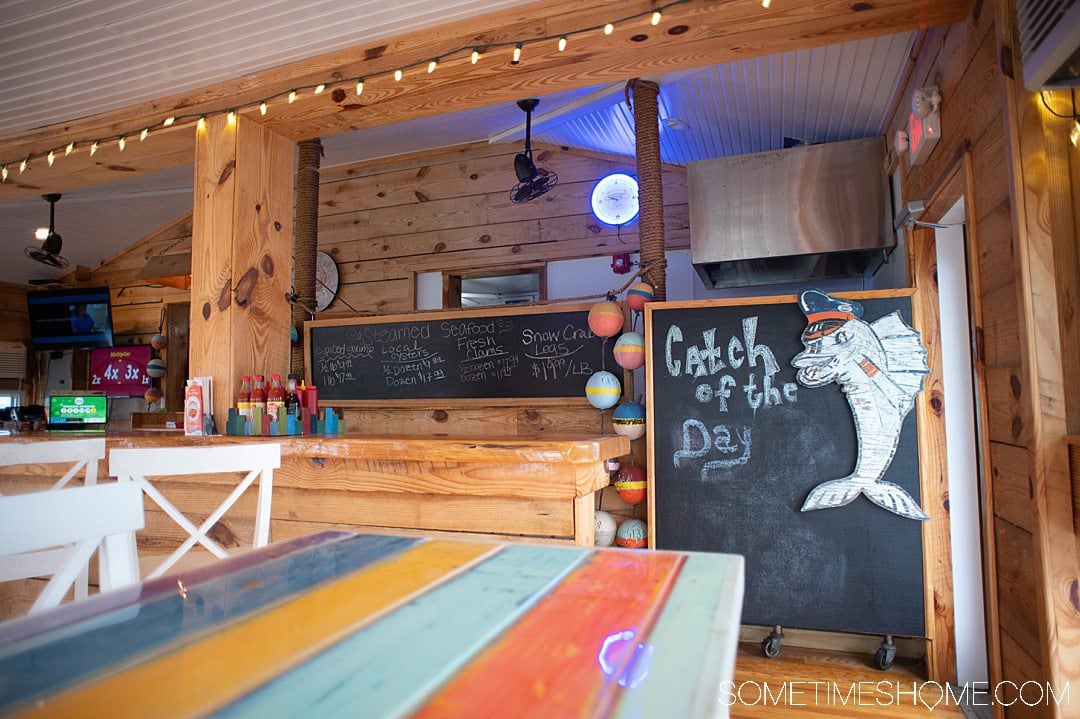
top-left (285, 374), bottom-right (301, 420)
top-left (250, 375), bottom-right (267, 415)
top-left (267, 374), bottom-right (285, 422)
top-left (237, 376), bottom-right (252, 419)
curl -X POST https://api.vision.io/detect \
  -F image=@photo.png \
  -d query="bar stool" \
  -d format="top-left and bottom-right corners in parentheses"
top-left (0, 482), bottom-right (144, 614)
top-left (0, 438), bottom-right (107, 603)
top-left (109, 443), bottom-right (281, 579)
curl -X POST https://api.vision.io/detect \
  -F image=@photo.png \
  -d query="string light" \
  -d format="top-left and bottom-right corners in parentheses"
top-left (1, 166), bottom-right (6, 182)
top-left (0, 0), bottom-right (692, 176)
top-left (762, 0), bottom-right (771, 7)
top-left (1071, 118), bottom-right (1080, 147)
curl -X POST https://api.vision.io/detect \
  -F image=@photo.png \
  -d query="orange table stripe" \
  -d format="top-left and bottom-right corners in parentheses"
top-left (12, 540), bottom-right (497, 719)
top-left (413, 550), bottom-right (684, 719)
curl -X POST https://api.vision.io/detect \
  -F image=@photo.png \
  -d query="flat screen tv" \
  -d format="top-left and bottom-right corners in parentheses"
top-left (27, 286), bottom-right (115, 350)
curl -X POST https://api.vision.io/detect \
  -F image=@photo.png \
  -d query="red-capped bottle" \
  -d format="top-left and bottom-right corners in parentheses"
top-left (250, 375), bottom-right (267, 415)
top-left (237, 376), bottom-right (252, 419)
top-left (267, 374), bottom-right (285, 422)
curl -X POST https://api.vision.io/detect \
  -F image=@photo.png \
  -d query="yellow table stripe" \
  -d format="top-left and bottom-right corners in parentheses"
top-left (13, 540), bottom-right (497, 719)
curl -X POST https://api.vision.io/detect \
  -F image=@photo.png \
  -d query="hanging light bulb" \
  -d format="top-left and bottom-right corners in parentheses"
top-left (471, 48), bottom-right (480, 64)
top-left (197, 117), bottom-right (206, 131)
top-left (288, 90), bottom-right (297, 103)
top-left (47, 151), bottom-right (55, 167)
top-left (604, 22), bottom-right (614, 34)
top-left (90, 142), bottom-right (98, 156)
top-left (356, 78), bottom-right (364, 94)
top-left (428, 58), bottom-right (438, 73)
top-left (761, 0), bottom-right (771, 6)
top-left (227, 110), bottom-right (236, 125)
top-left (394, 69), bottom-right (403, 82)
top-left (118, 136), bottom-right (126, 152)
top-left (651, 10), bottom-right (662, 24)
top-left (259, 101), bottom-right (267, 115)
top-left (558, 35), bottom-right (567, 51)
top-left (35, 227), bottom-right (49, 240)
top-left (1, 166), bottom-right (7, 182)
top-left (140, 128), bottom-right (148, 141)
top-left (314, 84), bottom-right (325, 94)
top-left (163, 116), bottom-right (175, 127)
top-left (19, 158), bottom-right (28, 173)
top-left (65, 143), bottom-right (74, 156)
top-left (512, 42), bottom-right (522, 64)
top-left (1071, 117), bottom-right (1080, 147)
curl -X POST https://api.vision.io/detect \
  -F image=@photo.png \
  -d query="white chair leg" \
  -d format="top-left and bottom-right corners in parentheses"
top-left (30, 539), bottom-right (98, 614)
top-left (99, 531), bottom-right (139, 591)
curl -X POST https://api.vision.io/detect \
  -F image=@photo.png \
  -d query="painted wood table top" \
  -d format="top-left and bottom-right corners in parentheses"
top-left (0, 531), bottom-right (744, 719)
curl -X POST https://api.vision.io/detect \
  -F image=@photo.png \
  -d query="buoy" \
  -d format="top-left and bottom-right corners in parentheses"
top-left (595, 510), bottom-right (617, 547)
top-left (588, 300), bottom-right (624, 337)
top-left (585, 371), bottom-right (621, 409)
top-left (614, 465), bottom-right (647, 504)
top-left (613, 331), bottom-right (645, 370)
top-left (616, 518), bottom-right (648, 549)
top-left (625, 282), bottom-right (654, 312)
top-left (612, 402), bottom-right (646, 440)
top-left (150, 334), bottom-right (168, 350)
top-left (146, 358), bottom-right (166, 378)
top-left (144, 387), bottom-right (162, 405)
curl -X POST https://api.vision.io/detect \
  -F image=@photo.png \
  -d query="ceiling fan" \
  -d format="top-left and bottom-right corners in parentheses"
top-left (509, 99), bottom-right (558, 204)
top-left (24, 193), bottom-right (70, 269)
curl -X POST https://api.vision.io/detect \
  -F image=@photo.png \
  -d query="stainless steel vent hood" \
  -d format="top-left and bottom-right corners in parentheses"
top-left (688, 136), bottom-right (893, 289)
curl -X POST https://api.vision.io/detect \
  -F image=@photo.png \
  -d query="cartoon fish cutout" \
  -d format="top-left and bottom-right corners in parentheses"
top-left (791, 290), bottom-right (931, 521)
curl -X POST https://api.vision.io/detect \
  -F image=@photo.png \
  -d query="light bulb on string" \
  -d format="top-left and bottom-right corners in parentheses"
top-left (512, 43), bottom-right (522, 64)
top-left (90, 142), bottom-right (98, 156)
top-left (47, 151), bottom-right (55, 166)
top-left (19, 158), bottom-right (28, 173)
top-left (651, 10), bottom-right (662, 24)
top-left (356, 78), bottom-right (364, 94)
top-left (259, 102), bottom-right (267, 115)
top-left (140, 128), bottom-right (148, 141)
top-left (428, 58), bottom-right (438, 73)
top-left (604, 22), bottom-right (614, 34)
top-left (762, 0), bottom-right (771, 6)
top-left (227, 110), bottom-right (236, 125)
top-left (197, 117), bottom-right (206, 131)
top-left (288, 90), bottom-right (297, 104)
top-left (558, 35), bottom-right (567, 51)
top-left (394, 69), bottom-right (403, 82)
top-left (471, 48), bottom-right (480, 64)
top-left (163, 117), bottom-right (175, 127)
top-left (118, 136), bottom-right (126, 152)
top-left (65, 143), bottom-right (74, 156)
top-left (314, 84), bottom-right (325, 94)
top-left (1, 166), bottom-right (7, 182)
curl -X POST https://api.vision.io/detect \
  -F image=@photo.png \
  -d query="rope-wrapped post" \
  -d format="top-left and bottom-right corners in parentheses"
top-left (291, 138), bottom-right (322, 376)
top-left (630, 79), bottom-right (666, 301)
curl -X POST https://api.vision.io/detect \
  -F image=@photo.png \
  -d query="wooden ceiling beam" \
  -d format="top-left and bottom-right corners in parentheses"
top-left (0, 0), bottom-right (971, 201)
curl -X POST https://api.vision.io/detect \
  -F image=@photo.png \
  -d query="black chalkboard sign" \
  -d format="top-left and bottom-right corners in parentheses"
top-left (647, 291), bottom-right (925, 638)
top-left (305, 304), bottom-right (624, 405)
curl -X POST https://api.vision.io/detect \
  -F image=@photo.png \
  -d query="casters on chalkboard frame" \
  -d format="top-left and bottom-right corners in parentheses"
top-left (760, 625), bottom-right (784, 659)
top-left (874, 635), bottom-right (897, 671)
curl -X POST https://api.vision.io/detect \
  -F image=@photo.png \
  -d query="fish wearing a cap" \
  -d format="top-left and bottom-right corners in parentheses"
top-left (791, 289), bottom-right (930, 521)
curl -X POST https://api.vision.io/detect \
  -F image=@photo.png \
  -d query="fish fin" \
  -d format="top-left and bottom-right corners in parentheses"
top-left (862, 481), bottom-right (931, 521)
top-left (871, 312), bottom-right (929, 394)
top-left (800, 479), bottom-right (864, 512)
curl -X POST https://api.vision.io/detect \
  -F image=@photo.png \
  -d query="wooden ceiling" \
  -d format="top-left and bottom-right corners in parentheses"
top-left (0, 0), bottom-right (971, 202)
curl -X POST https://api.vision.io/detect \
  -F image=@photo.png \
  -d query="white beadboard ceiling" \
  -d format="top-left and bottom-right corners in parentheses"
top-left (0, 0), bottom-right (916, 287)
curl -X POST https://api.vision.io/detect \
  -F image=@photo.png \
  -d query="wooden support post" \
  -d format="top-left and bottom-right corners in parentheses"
top-left (292, 138), bottom-right (322, 376)
top-left (631, 79), bottom-right (666, 301)
top-left (190, 114), bottom-right (295, 422)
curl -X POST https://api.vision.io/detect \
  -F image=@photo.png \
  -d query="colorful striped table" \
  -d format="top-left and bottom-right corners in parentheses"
top-left (0, 531), bottom-right (744, 718)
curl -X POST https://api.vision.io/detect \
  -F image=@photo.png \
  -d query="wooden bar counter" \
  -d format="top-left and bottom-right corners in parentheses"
top-left (0, 432), bottom-right (629, 548)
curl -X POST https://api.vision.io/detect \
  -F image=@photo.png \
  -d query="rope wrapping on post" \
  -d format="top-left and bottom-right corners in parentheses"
top-left (292, 138), bottom-right (322, 376)
top-left (628, 78), bottom-right (667, 301)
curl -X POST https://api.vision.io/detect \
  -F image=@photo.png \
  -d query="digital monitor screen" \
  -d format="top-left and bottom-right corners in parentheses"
top-left (48, 393), bottom-right (108, 428)
top-left (27, 287), bottom-right (114, 350)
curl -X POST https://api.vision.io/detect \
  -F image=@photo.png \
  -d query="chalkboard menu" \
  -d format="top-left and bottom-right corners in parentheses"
top-left (647, 292), bottom-right (925, 638)
top-left (306, 304), bottom-right (624, 404)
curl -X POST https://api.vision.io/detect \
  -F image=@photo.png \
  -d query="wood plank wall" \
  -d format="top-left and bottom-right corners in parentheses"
top-left (0, 282), bottom-right (30, 396)
top-left (884, 0), bottom-right (1080, 712)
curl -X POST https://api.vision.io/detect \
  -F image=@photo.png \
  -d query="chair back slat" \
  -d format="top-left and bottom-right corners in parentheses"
top-left (0, 439), bottom-right (106, 468)
top-left (110, 443), bottom-right (281, 477)
top-left (0, 483), bottom-right (145, 556)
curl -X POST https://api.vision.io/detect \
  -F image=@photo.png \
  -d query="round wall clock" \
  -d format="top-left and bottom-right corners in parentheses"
top-left (590, 173), bottom-right (640, 226)
top-left (315, 251), bottom-right (339, 312)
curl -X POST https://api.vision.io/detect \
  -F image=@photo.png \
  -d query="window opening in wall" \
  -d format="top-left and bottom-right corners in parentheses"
top-left (443, 266), bottom-right (546, 308)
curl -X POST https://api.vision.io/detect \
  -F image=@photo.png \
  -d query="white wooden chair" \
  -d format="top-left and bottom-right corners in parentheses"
top-left (0, 438), bottom-right (107, 602)
top-left (109, 443), bottom-right (281, 579)
top-left (0, 482), bottom-right (144, 614)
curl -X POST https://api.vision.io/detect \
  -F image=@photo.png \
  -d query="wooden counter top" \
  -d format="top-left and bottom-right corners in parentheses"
top-left (0, 431), bottom-right (629, 465)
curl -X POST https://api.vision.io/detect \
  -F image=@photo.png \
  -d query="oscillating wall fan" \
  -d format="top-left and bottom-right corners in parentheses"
top-left (509, 99), bottom-right (558, 204)
top-left (25, 193), bottom-right (70, 269)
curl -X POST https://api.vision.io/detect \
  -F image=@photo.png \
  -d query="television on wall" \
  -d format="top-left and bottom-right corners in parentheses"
top-left (27, 286), bottom-right (115, 350)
